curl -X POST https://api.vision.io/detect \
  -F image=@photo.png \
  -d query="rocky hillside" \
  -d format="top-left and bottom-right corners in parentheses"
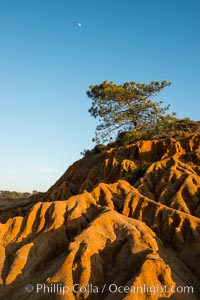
top-left (1, 133), bottom-right (200, 299)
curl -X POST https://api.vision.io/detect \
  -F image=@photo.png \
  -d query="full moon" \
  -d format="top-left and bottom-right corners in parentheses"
top-left (78, 23), bottom-right (82, 27)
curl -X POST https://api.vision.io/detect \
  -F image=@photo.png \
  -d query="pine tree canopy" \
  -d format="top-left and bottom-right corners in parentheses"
top-left (87, 80), bottom-right (176, 143)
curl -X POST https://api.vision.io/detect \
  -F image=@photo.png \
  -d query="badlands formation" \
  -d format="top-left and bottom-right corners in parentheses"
top-left (1, 133), bottom-right (200, 299)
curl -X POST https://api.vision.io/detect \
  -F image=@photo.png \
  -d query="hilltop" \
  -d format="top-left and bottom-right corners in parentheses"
top-left (0, 191), bottom-right (32, 201)
top-left (1, 125), bottom-right (200, 299)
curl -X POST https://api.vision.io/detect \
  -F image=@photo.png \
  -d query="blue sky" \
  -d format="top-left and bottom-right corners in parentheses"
top-left (0, 0), bottom-right (200, 192)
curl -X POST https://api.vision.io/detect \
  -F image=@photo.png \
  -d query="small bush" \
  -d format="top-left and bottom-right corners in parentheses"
top-left (115, 130), bottom-right (153, 146)
top-left (81, 144), bottom-right (108, 157)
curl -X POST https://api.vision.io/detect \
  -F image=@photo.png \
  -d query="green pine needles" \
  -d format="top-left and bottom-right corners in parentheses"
top-left (87, 80), bottom-right (176, 143)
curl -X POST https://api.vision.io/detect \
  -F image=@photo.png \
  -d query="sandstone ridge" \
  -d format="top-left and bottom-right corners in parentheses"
top-left (1, 133), bottom-right (200, 299)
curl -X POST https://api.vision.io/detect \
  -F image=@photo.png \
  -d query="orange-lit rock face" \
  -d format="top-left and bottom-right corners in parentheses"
top-left (1, 133), bottom-right (200, 299)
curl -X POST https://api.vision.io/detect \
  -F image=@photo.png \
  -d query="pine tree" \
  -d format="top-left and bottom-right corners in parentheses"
top-left (87, 80), bottom-right (176, 143)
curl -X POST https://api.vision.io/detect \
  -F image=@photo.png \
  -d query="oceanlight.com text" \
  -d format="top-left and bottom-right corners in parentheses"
top-left (25, 283), bottom-right (194, 296)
